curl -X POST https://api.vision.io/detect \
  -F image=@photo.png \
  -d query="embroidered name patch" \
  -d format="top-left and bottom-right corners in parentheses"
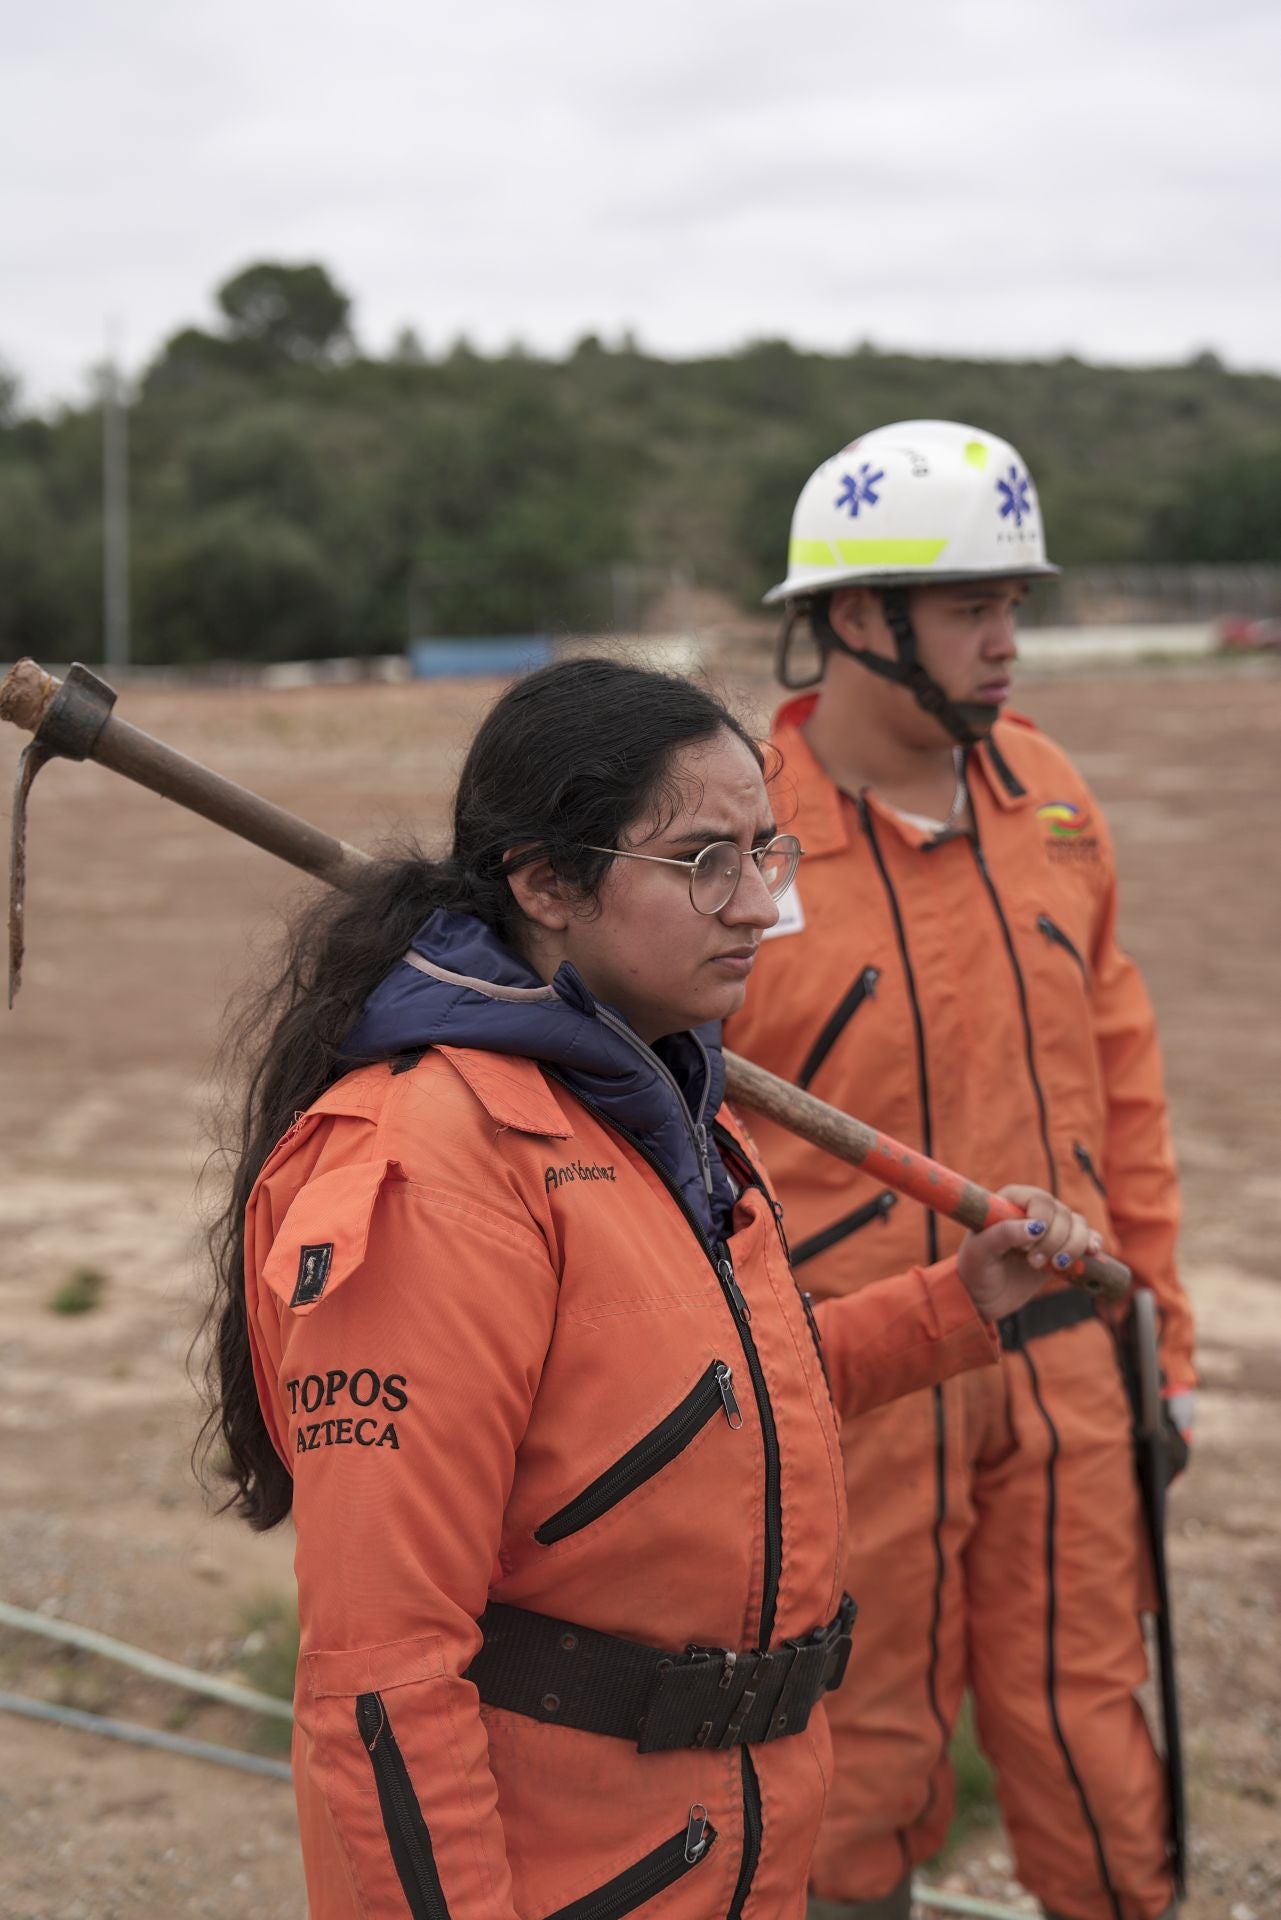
top-left (291, 1242), bottom-right (334, 1307)
top-left (544, 1161), bottom-right (616, 1192)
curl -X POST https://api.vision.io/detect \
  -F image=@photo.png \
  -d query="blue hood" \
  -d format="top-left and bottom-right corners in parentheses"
top-left (345, 909), bottom-right (736, 1242)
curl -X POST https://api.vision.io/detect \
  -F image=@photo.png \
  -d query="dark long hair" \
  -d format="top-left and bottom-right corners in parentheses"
top-left (202, 655), bottom-right (764, 1529)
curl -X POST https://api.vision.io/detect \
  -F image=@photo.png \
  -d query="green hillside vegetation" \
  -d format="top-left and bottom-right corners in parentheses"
top-left (2, 263), bottom-right (1280, 665)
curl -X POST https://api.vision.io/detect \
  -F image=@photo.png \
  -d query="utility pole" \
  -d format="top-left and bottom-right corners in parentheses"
top-left (101, 345), bottom-right (130, 670)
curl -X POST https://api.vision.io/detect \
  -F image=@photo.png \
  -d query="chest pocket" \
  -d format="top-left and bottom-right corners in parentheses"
top-left (797, 965), bottom-right (880, 1091)
top-left (1036, 911), bottom-right (1090, 990)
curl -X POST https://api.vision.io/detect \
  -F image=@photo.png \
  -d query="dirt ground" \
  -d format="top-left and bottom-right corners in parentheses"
top-left (0, 650), bottom-right (1277, 1919)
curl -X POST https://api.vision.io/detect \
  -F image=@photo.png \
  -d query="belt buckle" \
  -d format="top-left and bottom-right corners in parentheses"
top-left (823, 1628), bottom-right (854, 1695)
top-left (719, 1650), bottom-right (772, 1748)
top-left (821, 1599), bottom-right (857, 1695)
top-left (683, 1643), bottom-right (737, 1748)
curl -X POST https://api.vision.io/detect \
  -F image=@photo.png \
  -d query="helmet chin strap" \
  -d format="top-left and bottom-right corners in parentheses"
top-left (810, 589), bottom-right (990, 748)
top-left (774, 604), bottom-right (824, 690)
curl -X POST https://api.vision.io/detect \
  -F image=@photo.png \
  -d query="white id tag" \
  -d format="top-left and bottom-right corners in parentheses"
top-left (761, 885), bottom-right (806, 940)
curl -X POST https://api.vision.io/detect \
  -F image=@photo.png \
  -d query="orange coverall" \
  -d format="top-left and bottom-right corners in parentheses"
top-left (244, 1041), bottom-right (1002, 1918)
top-left (725, 696), bottom-right (1193, 1920)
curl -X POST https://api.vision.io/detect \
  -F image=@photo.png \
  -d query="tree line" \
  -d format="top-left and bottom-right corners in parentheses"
top-left (2, 262), bottom-right (1280, 665)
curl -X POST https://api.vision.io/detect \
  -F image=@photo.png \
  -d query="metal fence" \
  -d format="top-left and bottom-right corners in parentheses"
top-left (1027, 564), bottom-right (1281, 627)
top-left (408, 562), bottom-right (1281, 640)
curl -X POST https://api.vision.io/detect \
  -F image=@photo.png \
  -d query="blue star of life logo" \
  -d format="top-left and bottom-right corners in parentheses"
top-left (834, 463), bottom-right (885, 518)
top-left (996, 465), bottom-right (1032, 528)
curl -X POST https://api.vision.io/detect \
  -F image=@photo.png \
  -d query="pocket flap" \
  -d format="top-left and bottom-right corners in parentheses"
top-left (261, 1158), bottom-right (405, 1314)
top-left (304, 1634), bottom-right (445, 1699)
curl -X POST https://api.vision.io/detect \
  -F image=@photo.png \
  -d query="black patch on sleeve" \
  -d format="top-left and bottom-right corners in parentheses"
top-left (291, 1243), bottom-right (334, 1307)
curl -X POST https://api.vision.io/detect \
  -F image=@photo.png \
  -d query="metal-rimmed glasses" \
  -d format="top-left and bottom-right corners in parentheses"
top-left (584, 833), bottom-right (804, 917)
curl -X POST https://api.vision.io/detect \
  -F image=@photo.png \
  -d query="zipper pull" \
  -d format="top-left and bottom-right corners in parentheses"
top-left (684, 1802), bottom-right (709, 1863)
top-left (1074, 1140), bottom-right (1108, 1196)
top-left (694, 1121), bottom-right (715, 1197)
top-left (355, 1694), bottom-right (385, 1749)
top-left (715, 1362), bottom-right (743, 1429)
top-left (716, 1247), bottom-right (752, 1324)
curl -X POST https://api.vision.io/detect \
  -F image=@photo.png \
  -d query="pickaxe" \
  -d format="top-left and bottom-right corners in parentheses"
top-left (1, 657), bottom-right (1129, 1303)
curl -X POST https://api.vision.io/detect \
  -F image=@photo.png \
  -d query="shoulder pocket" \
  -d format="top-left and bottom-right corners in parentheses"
top-left (261, 1158), bottom-right (406, 1315)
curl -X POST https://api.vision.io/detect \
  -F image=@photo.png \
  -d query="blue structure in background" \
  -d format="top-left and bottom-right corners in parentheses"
top-left (408, 636), bottom-right (554, 679)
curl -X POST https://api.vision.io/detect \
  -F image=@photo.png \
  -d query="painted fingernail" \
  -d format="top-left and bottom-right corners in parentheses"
top-left (1026, 1220), bottom-right (1046, 1237)
top-left (1054, 1252), bottom-right (1071, 1270)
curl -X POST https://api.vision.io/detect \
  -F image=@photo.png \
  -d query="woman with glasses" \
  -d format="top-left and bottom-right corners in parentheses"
top-left (204, 656), bottom-right (1093, 1920)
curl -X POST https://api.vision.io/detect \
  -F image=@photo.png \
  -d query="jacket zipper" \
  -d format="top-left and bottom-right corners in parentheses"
top-left (542, 1068), bottom-right (785, 1652)
top-left (969, 837), bottom-right (1058, 1195)
top-left (535, 1360), bottom-right (742, 1544)
top-left (790, 1189), bottom-right (898, 1269)
top-left (1037, 912), bottom-right (1089, 986)
top-left (545, 1806), bottom-right (716, 1920)
top-left (859, 803), bottom-right (939, 1258)
top-left (713, 1239), bottom-right (784, 1647)
top-left (595, 1007), bottom-right (718, 1200)
top-left (713, 1122), bottom-right (790, 1261)
top-left (715, 1115), bottom-right (839, 1404)
top-left (1074, 1140), bottom-right (1108, 1198)
top-left (726, 1749), bottom-right (763, 1919)
top-left (355, 1693), bottom-right (451, 1920)
top-left (858, 797), bottom-right (951, 1851)
top-left (797, 965), bottom-right (880, 1090)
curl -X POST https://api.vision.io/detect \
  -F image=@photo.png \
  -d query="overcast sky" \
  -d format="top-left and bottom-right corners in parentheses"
top-left (5, 0), bottom-right (1279, 408)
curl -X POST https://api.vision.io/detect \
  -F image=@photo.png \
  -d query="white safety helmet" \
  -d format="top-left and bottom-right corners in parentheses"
top-left (764, 418), bottom-right (1058, 605)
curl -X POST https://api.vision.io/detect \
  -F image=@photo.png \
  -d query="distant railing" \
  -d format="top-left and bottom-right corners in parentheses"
top-left (1029, 564), bottom-right (1281, 627)
top-left (7, 565), bottom-right (1279, 681)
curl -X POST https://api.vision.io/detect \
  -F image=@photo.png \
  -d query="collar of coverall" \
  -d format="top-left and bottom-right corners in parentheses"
top-left (342, 907), bottom-right (737, 1242)
top-left (771, 691), bottom-right (1035, 858)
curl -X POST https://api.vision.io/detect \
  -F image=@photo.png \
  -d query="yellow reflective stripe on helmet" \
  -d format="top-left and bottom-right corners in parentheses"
top-left (788, 537), bottom-right (950, 570)
top-left (789, 539), bottom-right (838, 566)
top-left (833, 538), bottom-right (948, 566)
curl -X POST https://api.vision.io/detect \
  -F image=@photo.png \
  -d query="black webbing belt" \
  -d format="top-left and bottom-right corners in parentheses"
top-left (466, 1594), bottom-right (857, 1754)
top-left (998, 1288), bottom-right (1098, 1352)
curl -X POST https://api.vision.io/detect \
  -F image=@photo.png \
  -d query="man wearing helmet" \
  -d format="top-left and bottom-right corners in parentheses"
top-left (725, 420), bottom-right (1194, 1920)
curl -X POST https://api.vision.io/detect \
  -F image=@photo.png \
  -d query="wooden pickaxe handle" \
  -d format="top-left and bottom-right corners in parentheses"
top-left (1, 658), bottom-right (367, 887)
top-left (722, 1052), bottom-right (1128, 1300)
top-left (2, 657), bottom-right (1130, 1302)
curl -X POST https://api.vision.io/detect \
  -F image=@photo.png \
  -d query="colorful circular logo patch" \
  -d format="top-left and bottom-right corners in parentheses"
top-left (1037, 801), bottom-right (1090, 838)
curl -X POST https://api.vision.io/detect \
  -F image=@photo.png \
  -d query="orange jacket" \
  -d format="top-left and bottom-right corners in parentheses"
top-left (726, 695), bottom-right (1194, 1394)
top-left (244, 1043), bottom-right (999, 1918)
